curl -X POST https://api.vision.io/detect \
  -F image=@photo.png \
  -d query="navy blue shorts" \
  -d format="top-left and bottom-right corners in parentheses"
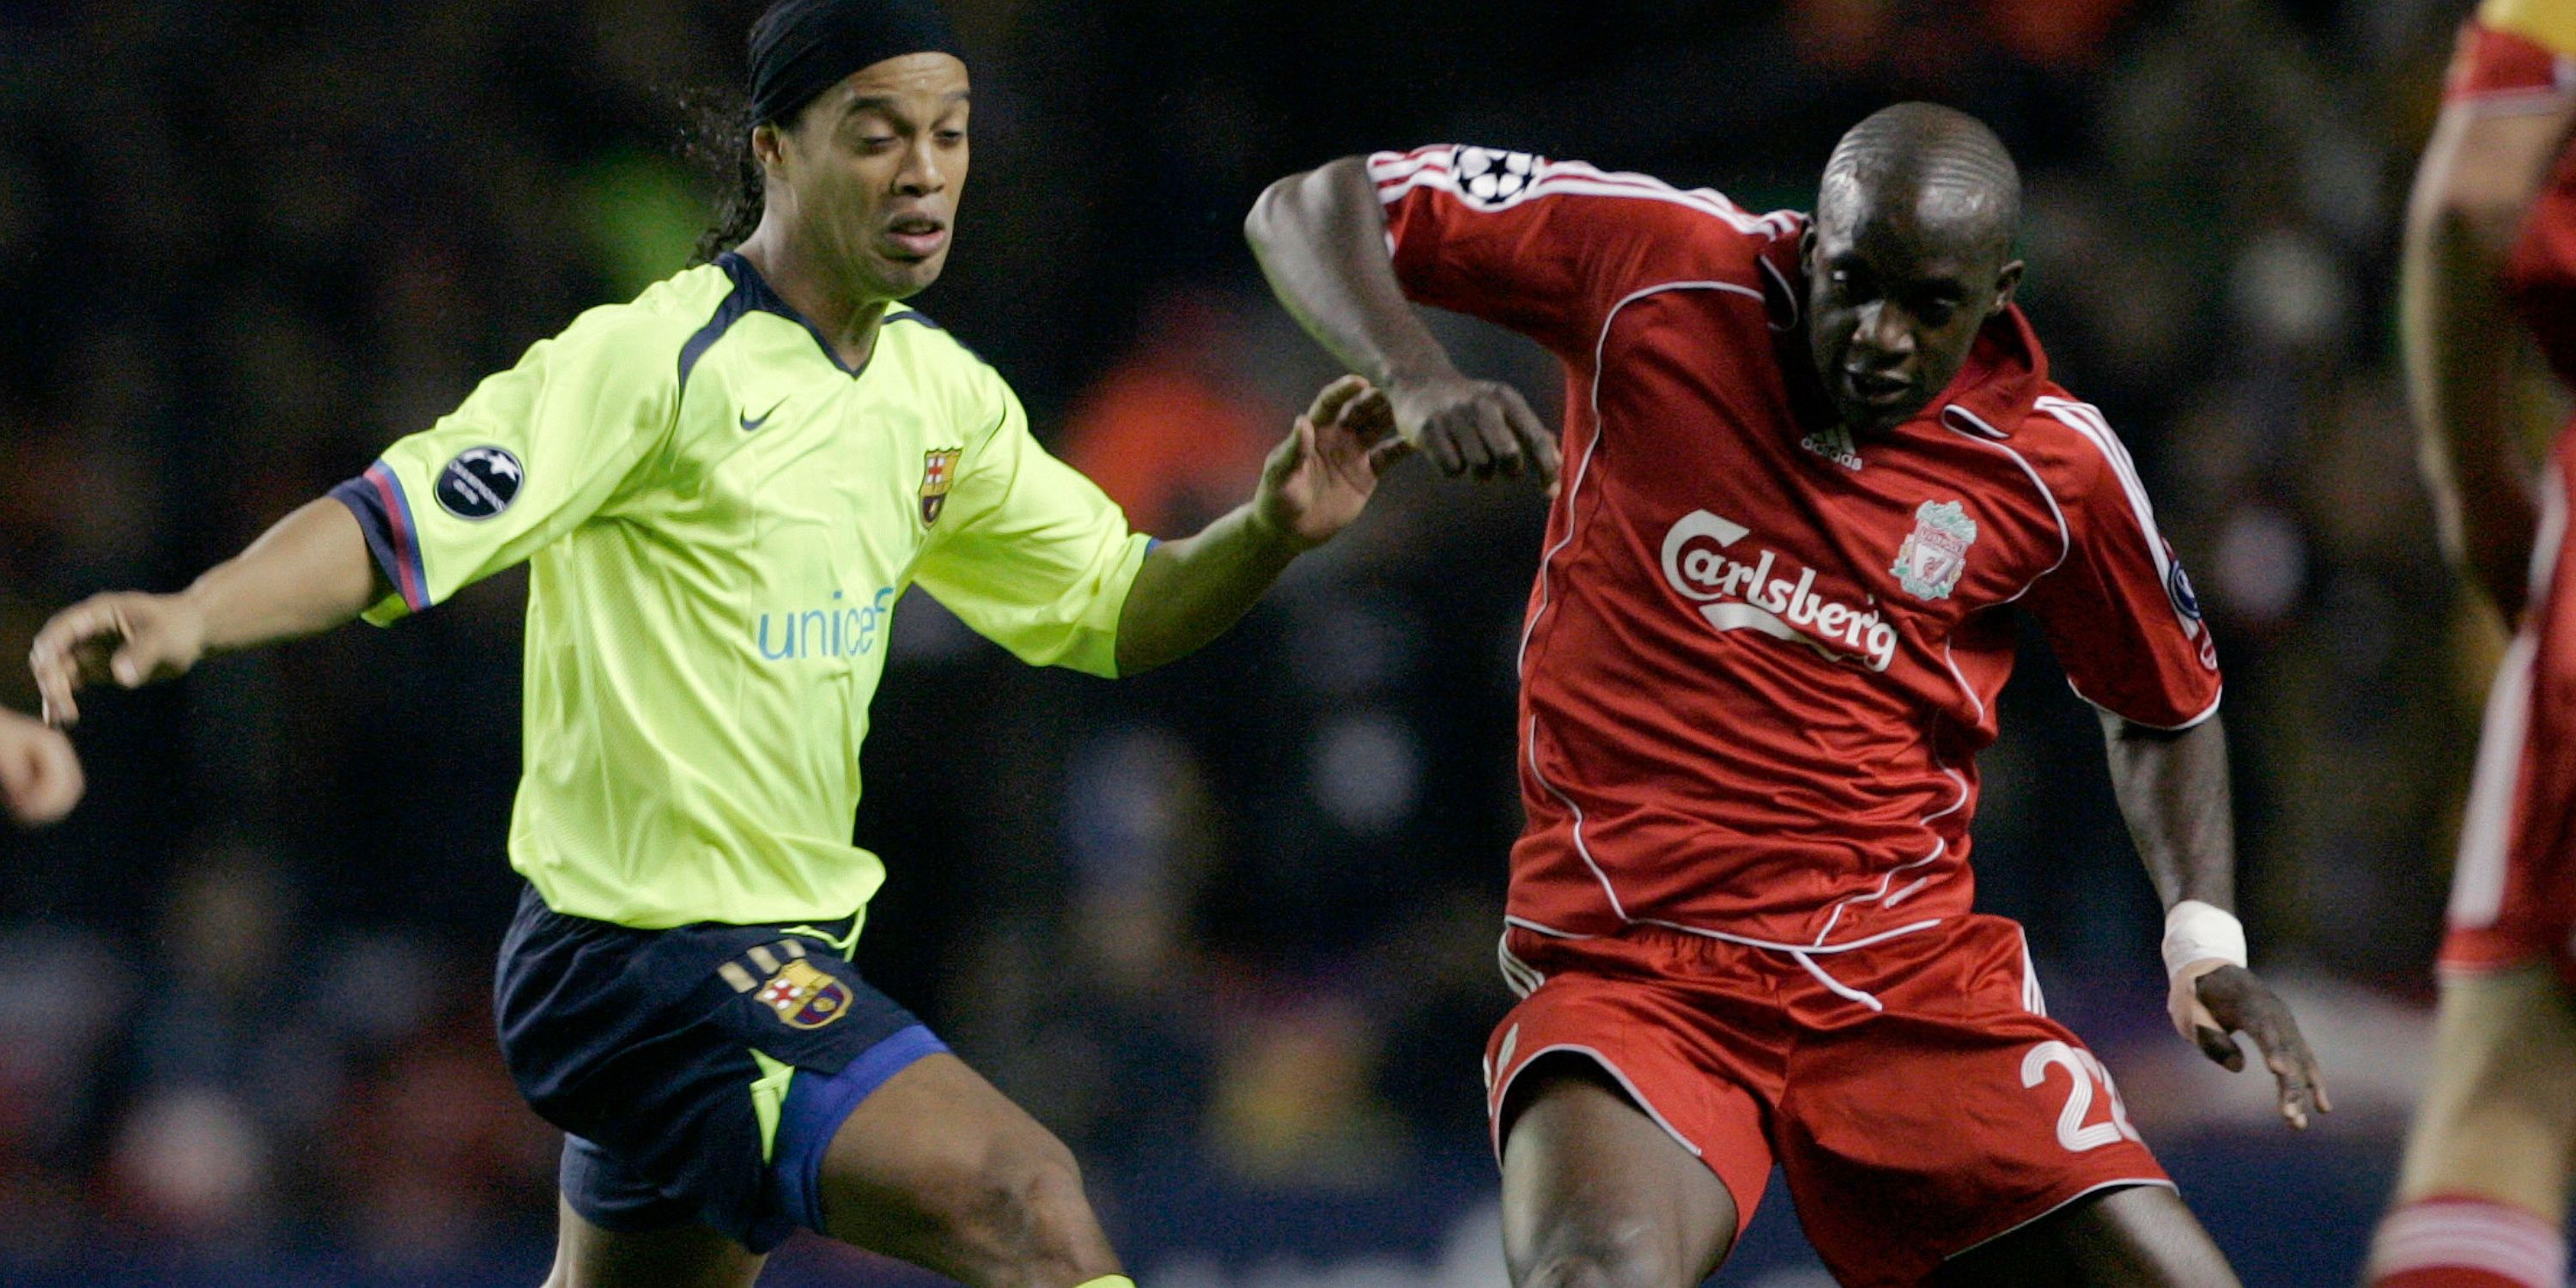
top-left (493, 884), bottom-right (948, 1252)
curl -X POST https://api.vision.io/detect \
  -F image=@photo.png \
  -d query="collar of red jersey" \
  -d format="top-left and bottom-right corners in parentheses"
top-left (1929, 303), bottom-right (2048, 440)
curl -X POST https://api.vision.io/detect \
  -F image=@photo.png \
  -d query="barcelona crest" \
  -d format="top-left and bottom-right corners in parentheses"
top-left (919, 447), bottom-right (962, 527)
top-left (719, 940), bottom-right (854, 1030)
top-left (759, 959), bottom-right (853, 1029)
top-left (1890, 499), bottom-right (1978, 601)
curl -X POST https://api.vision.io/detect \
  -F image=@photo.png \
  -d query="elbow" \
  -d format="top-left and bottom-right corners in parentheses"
top-left (1244, 157), bottom-right (1368, 258)
top-left (1243, 172), bottom-right (1300, 258)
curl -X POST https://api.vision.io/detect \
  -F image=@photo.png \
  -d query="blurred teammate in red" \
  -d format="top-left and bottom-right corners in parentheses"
top-left (2368, 3), bottom-right (2576, 1285)
top-left (1248, 103), bottom-right (2324, 1286)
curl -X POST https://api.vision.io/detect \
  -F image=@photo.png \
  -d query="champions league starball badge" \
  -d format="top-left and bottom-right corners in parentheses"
top-left (434, 446), bottom-right (524, 520)
top-left (1892, 499), bottom-right (1978, 601)
top-left (1454, 147), bottom-right (1540, 206)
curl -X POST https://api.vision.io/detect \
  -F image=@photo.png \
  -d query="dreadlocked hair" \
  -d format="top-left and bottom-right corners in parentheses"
top-left (679, 84), bottom-right (764, 264)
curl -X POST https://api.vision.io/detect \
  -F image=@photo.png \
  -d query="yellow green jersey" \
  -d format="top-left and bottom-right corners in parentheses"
top-left (331, 253), bottom-right (1150, 931)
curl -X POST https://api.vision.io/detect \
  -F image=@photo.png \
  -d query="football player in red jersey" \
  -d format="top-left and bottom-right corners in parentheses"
top-left (1248, 103), bottom-right (2323, 1286)
top-left (2366, 3), bottom-right (2576, 1285)
top-left (0, 708), bottom-right (80, 827)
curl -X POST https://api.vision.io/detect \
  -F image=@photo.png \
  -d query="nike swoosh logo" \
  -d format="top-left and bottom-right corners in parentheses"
top-left (740, 400), bottom-right (786, 433)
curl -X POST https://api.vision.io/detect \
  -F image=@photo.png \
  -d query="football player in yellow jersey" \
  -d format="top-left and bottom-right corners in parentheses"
top-left (26, 2), bottom-right (1407, 1285)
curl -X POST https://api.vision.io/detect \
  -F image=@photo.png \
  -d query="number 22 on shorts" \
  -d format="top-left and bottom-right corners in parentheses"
top-left (2021, 1040), bottom-right (2143, 1152)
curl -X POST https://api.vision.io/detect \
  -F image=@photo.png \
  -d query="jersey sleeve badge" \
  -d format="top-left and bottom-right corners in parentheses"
top-left (2161, 538), bottom-right (2204, 623)
top-left (434, 446), bottom-right (525, 519)
top-left (1455, 147), bottom-right (1542, 206)
top-left (919, 447), bottom-right (962, 526)
top-left (1891, 499), bottom-right (1979, 600)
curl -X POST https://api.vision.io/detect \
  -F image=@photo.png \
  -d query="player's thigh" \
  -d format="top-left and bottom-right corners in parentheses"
top-left (1500, 1054), bottom-right (1739, 1288)
top-left (544, 1194), bottom-right (765, 1288)
top-left (1929, 1184), bottom-right (2238, 1288)
top-left (2396, 963), bottom-right (2576, 1215)
top-left (814, 1051), bottom-right (1119, 1287)
top-left (1777, 917), bottom-right (2188, 1283)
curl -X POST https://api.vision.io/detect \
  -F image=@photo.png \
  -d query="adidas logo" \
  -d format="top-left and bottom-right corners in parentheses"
top-left (1801, 425), bottom-right (1862, 471)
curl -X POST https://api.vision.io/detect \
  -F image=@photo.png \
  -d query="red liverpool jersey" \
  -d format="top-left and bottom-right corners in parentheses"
top-left (2450, 17), bottom-right (2576, 387)
top-left (1370, 144), bottom-right (2222, 950)
top-left (2436, 19), bottom-right (2576, 981)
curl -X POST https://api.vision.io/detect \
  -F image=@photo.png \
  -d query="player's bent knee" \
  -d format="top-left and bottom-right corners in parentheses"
top-left (1512, 1200), bottom-right (1694, 1288)
top-left (969, 1145), bottom-right (1089, 1251)
top-left (932, 1133), bottom-right (1106, 1277)
top-left (1515, 1236), bottom-right (1681, 1288)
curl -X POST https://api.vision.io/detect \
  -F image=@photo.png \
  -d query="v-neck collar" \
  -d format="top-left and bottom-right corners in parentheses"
top-left (717, 252), bottom-right (878, 378)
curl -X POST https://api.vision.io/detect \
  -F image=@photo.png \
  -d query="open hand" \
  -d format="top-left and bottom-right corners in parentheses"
top-left (0, 709), bottom-right (82, 826)
top-left (1253, 374), bottom-right (1410, 551)
top-left (2176, 963), bottom-right (2331, 1130)
top-left (28, 591), bottom-right (208, 727)
top-left (1388, 371), bottom-right (1560, 485)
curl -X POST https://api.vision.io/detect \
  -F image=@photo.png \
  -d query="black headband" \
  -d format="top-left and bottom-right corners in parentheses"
top-left (747, 0), bottom-right (962, 126)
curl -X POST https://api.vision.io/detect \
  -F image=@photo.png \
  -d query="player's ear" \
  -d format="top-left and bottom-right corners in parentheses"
top-left (1990, 259), bottom-right (2024, 317)
top-left (752, 121), bottom-right (791, 179)
top-left (1799, 224), bottom-right (1818, 279)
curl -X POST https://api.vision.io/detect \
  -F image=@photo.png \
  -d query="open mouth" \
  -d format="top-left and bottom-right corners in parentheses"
top-left (882, 216), bottom-right (948, 259)
top-left (1841, 368), bottom-right (1912, 407)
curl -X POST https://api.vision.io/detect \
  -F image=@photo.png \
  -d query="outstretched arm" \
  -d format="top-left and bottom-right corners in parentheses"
top-left (2099, 710), bottom-right (2329, 1129)
top-left (1245, 158), bottom-right (1558, 483)
top-left (29, 498), bottom-right (381, 726)
top-left (2403, 97), bottom-right (2576, 617)
top-left (1114, 375), bottom-right (1405, 674)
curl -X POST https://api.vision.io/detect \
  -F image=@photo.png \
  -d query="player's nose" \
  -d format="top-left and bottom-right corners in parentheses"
top-left (1852, 301), bottom-right (1914, 360)
top-left (896, 141), bottom-right (947, 196)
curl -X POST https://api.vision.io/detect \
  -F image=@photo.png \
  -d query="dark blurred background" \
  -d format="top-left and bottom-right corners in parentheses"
top-left (0, 0), bottom-right (2511, 1284)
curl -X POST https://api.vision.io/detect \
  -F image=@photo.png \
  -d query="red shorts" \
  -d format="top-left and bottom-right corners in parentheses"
top-left (1484, 915), bottom-right (2172, 1287)
top-left (2443, 442), bottom-right (2576, 990)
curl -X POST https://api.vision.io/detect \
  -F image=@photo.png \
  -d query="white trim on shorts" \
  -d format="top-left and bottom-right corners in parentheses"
top-left (1488, 1042), bottom-right (1704, 1161)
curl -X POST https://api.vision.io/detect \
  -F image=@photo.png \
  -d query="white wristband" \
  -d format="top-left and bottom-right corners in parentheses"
top-left (2160, 900), bottom-right (2247, 979)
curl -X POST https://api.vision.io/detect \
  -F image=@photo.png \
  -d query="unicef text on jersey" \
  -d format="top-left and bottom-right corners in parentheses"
top-left (1661, 511), bottom-right (1899, 671)
top-left (756, 587), bottom-right (896, 662)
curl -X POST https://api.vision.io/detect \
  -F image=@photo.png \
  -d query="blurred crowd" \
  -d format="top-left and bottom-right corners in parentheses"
top-left (0, 0), bottom-right (2519, 1279)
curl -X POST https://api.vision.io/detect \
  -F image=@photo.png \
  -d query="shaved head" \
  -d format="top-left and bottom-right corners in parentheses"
top-left (1819, 102), bottom-right (2021, 268)
top-left (1802, 103), bottom-right (2026, 435)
